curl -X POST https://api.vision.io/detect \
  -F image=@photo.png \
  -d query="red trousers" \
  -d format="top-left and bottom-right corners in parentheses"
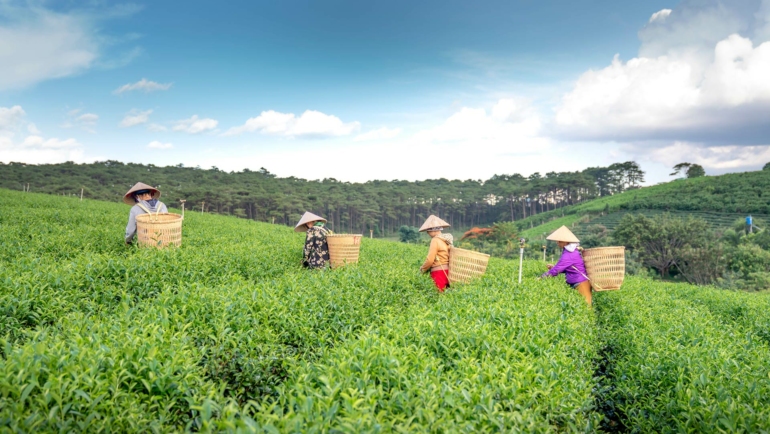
top-left (430, 270), bottom-right (450, 292)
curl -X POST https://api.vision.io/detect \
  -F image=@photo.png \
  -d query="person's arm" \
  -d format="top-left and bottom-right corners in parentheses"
top-left (420, 238), bottom-right (439, 273)
top-left (541, 252), bottom-right (572, 278)
top-left (159, 202), bottom-right (168, 213)
top-left (125, 206), bottom-right (140, 244)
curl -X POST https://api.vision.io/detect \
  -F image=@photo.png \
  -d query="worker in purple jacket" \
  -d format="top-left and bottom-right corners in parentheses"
top-left (541, 225), bottom-right (592, 306)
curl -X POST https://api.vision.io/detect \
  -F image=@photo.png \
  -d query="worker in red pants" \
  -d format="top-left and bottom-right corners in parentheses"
top-left (418, 215), bottom-right (453, 292)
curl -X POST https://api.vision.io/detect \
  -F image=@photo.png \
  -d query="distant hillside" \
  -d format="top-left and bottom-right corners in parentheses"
top-left (519, 170), bottom-right (770, 240)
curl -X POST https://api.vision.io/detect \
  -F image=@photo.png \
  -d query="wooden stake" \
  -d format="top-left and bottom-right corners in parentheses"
top-left (201, 201), bottom-right (205, 213)
top-left (180, 200), bottom-right (186, 218)
top-left (80, 188), bottom-right (84, 201)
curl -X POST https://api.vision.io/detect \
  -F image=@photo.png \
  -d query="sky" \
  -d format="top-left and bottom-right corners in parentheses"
top-left (1, 0), bottom-right (770, 184)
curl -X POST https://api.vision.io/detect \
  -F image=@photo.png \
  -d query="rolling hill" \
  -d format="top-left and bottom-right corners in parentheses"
top-left (519, 170), bottom-right (770, 241)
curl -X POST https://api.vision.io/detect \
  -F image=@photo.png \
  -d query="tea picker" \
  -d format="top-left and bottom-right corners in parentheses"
top-left (539, 226), bottom-right (593, 306)
top-left (295, 211), bottom-right (332, 269)
top-left (124, 182), bottom-right (168, 245)
top-left (419, 215), bottom-right (453, 292)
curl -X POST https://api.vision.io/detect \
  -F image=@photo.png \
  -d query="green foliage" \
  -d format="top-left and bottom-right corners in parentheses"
top-left (488, 221), bottom-right (518, 242)
top-left (398, 225), bottom-right (421, 243)
top-left (521, 169), bottom-right (770, 239)
top-left (0, 188), bottom-right (600, 431)
top-left (686, 164), bottom-right (705, 178)
top-left (623, 250), bottom-right (653, 278)
top-left (721, 244), bottom-right (770, 291)
top-left (579, 224), bottom-right (609, 248)
top-left (596, 279), bottom-right (770, 432)
top-left (670, 162), bottom-right (705, 178)
top-left (6, 188), bottom-right (770, 431)
top-left (456, 221), bottom-right (520, 258)
top-left (0, 160), bottom-right (643, 237)
top-left (613, 213), bottom-right (711, 278)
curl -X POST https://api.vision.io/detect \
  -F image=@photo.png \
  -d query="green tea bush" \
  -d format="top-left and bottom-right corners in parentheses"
top-left (217, 264), bottom-right (601, 432)
top-left (7, 188), bottom-right (770, 432)
top-left (596, 278), bottom-right (770, 432)
top-left (0, 190), bottom-right (600, 431)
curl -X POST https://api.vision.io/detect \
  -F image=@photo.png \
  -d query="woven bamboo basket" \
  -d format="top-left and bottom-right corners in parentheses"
top-left (448, 247), bottom-right (490, 284)
top-left (582, 246), bottom-right (625, 291)
top-left (327, 234), bottom-right (362, 268)
top-left (136, 213), bottom-right (183, 248)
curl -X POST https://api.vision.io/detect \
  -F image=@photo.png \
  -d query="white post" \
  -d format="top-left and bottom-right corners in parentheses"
top-left (518, 238), bottom-right (525, 284)
top-left (80, 188), bottom-right (84, 201)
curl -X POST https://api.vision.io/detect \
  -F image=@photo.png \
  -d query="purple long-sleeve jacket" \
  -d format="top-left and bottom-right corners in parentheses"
top-left (541, 249), bottom-right (588, 285)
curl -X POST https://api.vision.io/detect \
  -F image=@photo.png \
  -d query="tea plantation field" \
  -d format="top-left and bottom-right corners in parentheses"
top-left (2, 188), bottom-right (770, 433)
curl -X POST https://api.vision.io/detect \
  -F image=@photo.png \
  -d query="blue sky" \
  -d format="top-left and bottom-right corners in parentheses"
top-left (2, 0), bottom-right (770, 183)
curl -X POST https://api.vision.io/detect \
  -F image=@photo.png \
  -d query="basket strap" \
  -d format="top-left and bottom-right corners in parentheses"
top-left (571, 266), bottom-right (603, 291)
top-left (444, 245), bottom-right (452, 284)
top-left (135, 202), bottom-right (161, 221)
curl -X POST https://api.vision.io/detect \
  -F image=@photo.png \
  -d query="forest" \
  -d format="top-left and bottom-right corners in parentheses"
top-left (0, 160), bottom-right (645, 235)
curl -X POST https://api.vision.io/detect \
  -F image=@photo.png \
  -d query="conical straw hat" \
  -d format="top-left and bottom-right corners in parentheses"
top-left (295, 211), bottom-right (327, 232)
top-left (546, 225), bottom-right (580, 243)
top-left (123, 182), bottom-right (161, 205)
top-left (419, 215), bottom-right (450, 232)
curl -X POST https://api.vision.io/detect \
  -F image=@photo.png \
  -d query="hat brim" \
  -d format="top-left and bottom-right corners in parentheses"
top-left (123, 190), bottom-right (160, 205)
top-left (419, 215), bottom-right (450, 232)
top-left (545, 225), bottom-right (580, 243)
top-left (123, 182), bottom-right (161, 205)
top-left (295, 211), bottom-right (328, 232)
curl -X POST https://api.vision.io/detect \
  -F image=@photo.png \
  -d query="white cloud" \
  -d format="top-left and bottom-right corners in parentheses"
top-left (645, 141), bottom-right (770, 172)
top-left (413, 99), bottom-right (544, 150)
top-left (27, 123), bottom-right (41, 134)
top-left (0, 105), bottom-right (88, 164)
top-left (0, 3), bottom-right (139, 90)
top-left (147, 123), bottom-right (168, 132)
top-left (649, 9), bottom-right (672, 23)
top-left (76, 113), bottom-right (98, 124)
top-left (0, 105), bottom-right (26, 129)
top-left (354, 127), bottom-right (402, 142)
top-left (223, 110), bottom-right (360, 138)
top-left (0, 6), bottom-right (98, 90)
top-left (147, 140), bottom-right (173, 149)
top-left (173, 115), bottom-right (218, 134)
top-left (175, 98), bottom-right (585, 182)
top-left (702, 35), bottom-right (770, 106)
top-left (113, 78), bottom-right (172, 95)
top-left (22, 135), bottom-right (80, 149)
top-left (61, 109), bottom-right (98, 132)
top-left (120, 109), bottom-right (152, 127)
top-left (554, 0), bottom-right (770, 147)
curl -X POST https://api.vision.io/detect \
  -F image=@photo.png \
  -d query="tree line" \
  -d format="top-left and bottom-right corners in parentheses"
top-left (0, 160), bottom-right (645, 235)
top-left (590, 213), bottom-right (770, 291)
